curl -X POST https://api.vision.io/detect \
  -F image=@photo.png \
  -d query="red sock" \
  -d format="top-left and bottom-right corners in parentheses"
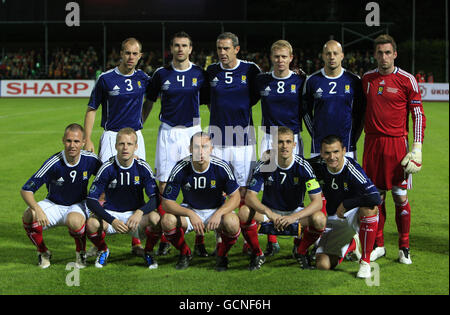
top-left (267, 234), bottom-right (278, 243)
top-left (157, 203), bottom-right (166, 215)
top-left (296, 226), bottom-right (324, 255)
top-left (217, 229), bottom-right (240, 256)
top-left (144, 226), bottom-right (161, 252)
top-left (376, 200), bottom-right (386, 247)
top-left (131, 237), bottom-right (141, 247)
top-left (23, 221), bottom-right (48, 253)
top-left (160, 233), bottom-right (169, 244)
top-left (68, 224), bottom-right (86, 252)
top-left (87, 230), bottom-right (108, 251)
top-left (164, 227), bottom-right (191, 256)
top-left (395, 199), bottom-right (411, 249)
top-left (359, 214), bottom-right (378, 263)
top-left (195, 234), bottom-right (204, 245)
top-left (240, 220), bottom-right (263, 256)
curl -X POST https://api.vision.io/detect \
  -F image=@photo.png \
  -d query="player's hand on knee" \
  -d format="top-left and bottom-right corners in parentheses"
top-left (189, 213), bottom-right (205, 235)
top-left (126, 210), bottom-right (143, 231)
top-left (112, 219), bottom-right (129, 233)
top-left (206, 213), bottom-right (221, 232)
top-left (401, 142), bottom-right (422, 174)
top-left (34, 207), bottom-right (49, 228)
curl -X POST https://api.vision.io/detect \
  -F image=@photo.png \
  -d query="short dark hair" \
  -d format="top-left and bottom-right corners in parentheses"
top-left (321, 134), bottom-right (344, 147)
top-left (374, 34), bottom-right (397, 52)
top-left (170, 31), bottom-right (192, 47)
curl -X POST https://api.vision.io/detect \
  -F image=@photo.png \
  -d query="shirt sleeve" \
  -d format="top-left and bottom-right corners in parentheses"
top-left (87, 76), bottom-right (105, 110)
top-left (247, 161), bottom-right (265, 193)
top-left (407, 77), bottom-right (426, 143)
top-left (146, 69), bottom-right (161, 102)
top-left (21, 157), bottom-right (55, 193)
top-left (86, 168), bottom-right (116, 224)
top-left (162, 168), bottom-right (183, 201)
top-left (249, 63), bottom-right (262, 106)
top-left (302, 76), bottom-right (314, 136)
top-left (302, 159), bottom-right (322, 195)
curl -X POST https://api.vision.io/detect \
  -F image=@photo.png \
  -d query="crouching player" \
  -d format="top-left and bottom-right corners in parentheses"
top-left (239, 126), bottom-right (326, 270)
top-left (311, 135), bottom-right (381, 278)
top-left (21, 123), bottom-right (102, 269)
top-left (161, 132), bottom-right (241, 271)
top-left (86, 128), bottom-right (161, 269)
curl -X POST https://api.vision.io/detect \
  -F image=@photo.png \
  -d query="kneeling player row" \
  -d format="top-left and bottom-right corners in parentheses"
top-left (21, 125), bottom-right (388, 278)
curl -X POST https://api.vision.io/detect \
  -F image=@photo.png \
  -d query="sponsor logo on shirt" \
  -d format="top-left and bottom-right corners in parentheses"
top-left (314, 87), bottom-right (323, 98)
top-left (261, 86), bottom-right (271, 96)
top-left (109, 85), bottom-right (120, 96)
top-left (162, 80), bottom-right (171, 91)
top-left (386, 87), bottom-right (398, 94)
top-left (211, 77), bottom-right (219, 87)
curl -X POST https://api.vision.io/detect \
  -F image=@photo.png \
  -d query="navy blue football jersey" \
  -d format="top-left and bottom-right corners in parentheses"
top-left (302, 68), bottom-right (365, 154)
top-left (22, 151), bottom-right (102, 206)
top-left (87, 67), bottom-right (150, 131)
top-left (257, 71), bottom-right (305, 134)
top-left (248, 155), bottom-right (322, 212)
top-left (162, 155), bottom-right (239, 210)
top-left (88, 157), bottom-right (158, 213)
top-left (206, 60), bottom-right (261, 146)
top-left (310, 157), bottom-right (380, 216)
top-left (146, 62), bottom-right (208, 127)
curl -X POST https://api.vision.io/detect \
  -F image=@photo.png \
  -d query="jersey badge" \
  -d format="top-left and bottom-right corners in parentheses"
top-left (290, 84), bottom-right (296, 93)
top-left (211, 180), bottom-right (216, 188)
top-left (137, 81), bottom-right (142, 88)
top-left (343, 181), bottom-right (349, 191)
top-left (345, 84), bottom-right (350, 93)
top-left (294, 177), bottom-right (299, 185)
top-left (377, 86), bottom-right (384, 95)
top-left (83, 171), bottom-right (88, 180)
top-left (134, 176), bottom-right (140, 185)
top-left (192, 78), bottom-right (198, 86)
top-left (241, 75), bottom-right (247, 84)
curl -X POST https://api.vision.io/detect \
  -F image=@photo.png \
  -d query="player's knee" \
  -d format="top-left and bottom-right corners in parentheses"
top-left (238, 205), bottom-right (251, 222)
top-left (86, 217), bottom-right (101, 234)
top-left (22, 208), bottom-right (34, 224)
top-left (65, 212), bottom-right (86, 231)
top-left (359, 206), bottom-right (378, 218)
top-left (147, 211), bottom-right (162, 231)
top-left (161, 213), bottom-right (177, 231)
top-left (311, 211), bottom-right (327, 231)
top-left (392, 187), bottom-right (407, 205)
top-left (315, 254), bottom-right (332, 270)
top-left (221, 212), bottom-right (240, 235)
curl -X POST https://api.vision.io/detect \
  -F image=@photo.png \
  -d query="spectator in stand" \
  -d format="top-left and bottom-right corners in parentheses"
top-left (427, 72), bottom-right (434, 83)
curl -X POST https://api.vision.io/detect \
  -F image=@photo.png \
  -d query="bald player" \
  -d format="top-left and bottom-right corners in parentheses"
top-left (303, 40), bottom-right (365, 160)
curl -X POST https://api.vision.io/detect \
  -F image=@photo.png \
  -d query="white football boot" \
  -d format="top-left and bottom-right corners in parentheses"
top-left (356, 260), bottom-right (371, 278)
top-left (370, 246), bottom-right (386, 261)
top-left (398, 247), bottom-right (412, 264)
top-left (75, 251), bottom-right (87, 269)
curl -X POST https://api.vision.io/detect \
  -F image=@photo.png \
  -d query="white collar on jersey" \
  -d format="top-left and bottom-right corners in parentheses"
top-left (114, 66), bottom-right (136, 77)
top-left (271, 70), bottom-right (293, 80)
top-left (276, 154), bottom-right (295, 170)
top-left (326, 157), bottom-right (347, 175)
top-left (220, 59), bottom-right (241, 71)
top-left (321, 67), bottom-right (345, 80)
top-left (190, 156), bottom-right (211, 174)
top-left (115, 155), bottom-right (135, 170)
top-left (61, 150), bottom-right (81, 167)
top-left (171, 61), bottom-right (193, 72)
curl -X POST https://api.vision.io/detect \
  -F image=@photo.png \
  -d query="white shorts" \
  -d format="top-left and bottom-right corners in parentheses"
top-left (101, 210), bottom-right (143, 239)
top-left (310, 151), bottom-right (357, 161)
top-left (259, 131), bottom-right (303, 157)
top-left (182, 204), bottom-right (218, 234)
top-left (213, 145), bottom-right (256, 187)
top-left (155, 122), bottom-right (202, 182)
top-left (316, 207), bottom-right (362, 258)
top-left (36, 199), bottom-right (87, 230)
top-left (99, 129), bottom-right (146, 163)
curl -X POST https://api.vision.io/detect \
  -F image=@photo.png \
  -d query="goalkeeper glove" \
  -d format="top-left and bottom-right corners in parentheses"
top-left (401, 142), bottom-right (422, 174)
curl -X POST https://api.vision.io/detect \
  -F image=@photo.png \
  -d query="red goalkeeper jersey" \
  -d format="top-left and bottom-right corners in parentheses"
top-left (362, 67), bottom-right (426, 143)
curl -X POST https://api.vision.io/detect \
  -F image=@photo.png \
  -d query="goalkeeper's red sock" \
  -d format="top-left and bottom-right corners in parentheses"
top-left (296, 226), bottom-right (324, 255)
top-left (23, 220), bottom-right (48, 253)
top-left (68, 224), bottom-right (86, 252)
top-left (375, 200), bottom-right (386, 247)
top-left (395, 199), bottom-right (411, 249)
top-left (87, 230), bottom-right (108, 252)
top-left (240, 220), bottom-right (263, 256)
top-left (360, 214), bottom-right (378, 263)
top-left (164, 227), bottom-right (191, 256)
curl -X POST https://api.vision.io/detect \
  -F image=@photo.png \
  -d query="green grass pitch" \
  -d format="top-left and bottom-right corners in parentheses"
top-left (0, 98), bottom-right (448, 295)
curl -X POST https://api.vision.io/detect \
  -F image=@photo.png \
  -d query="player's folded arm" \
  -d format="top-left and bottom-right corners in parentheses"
top-left (342, 192), bottom-right (381, 210)
top-left (86, 197), bottom-right (115, 225)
